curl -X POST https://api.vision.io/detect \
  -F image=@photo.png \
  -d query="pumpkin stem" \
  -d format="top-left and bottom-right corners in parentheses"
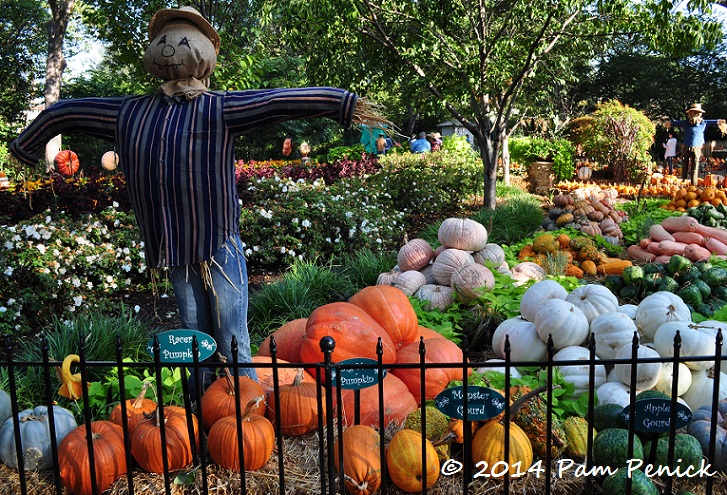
top-left (132, 380), bottom-right (152, 409)
top-left (217, 353), bottom-right (236, 394)
top-left (241, 395), bottom-right (265, 422)
top-left (432, 430), bottom-right (457, 446)
top-left (293, 368), bottom-right (305, 387)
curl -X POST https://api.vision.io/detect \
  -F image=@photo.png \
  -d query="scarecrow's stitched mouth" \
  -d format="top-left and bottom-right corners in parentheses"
top-left (154, 60), bottom-right (186, 70)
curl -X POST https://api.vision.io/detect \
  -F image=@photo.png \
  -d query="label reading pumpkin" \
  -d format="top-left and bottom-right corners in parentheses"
top-left (434, 386), bottom-right (506, 421)
top-left (330, 357), bottom-right (386, 390)
top-left (622, 398), bottom-right (692, 433)
top-left (147, 329), bottom-right (217, 363)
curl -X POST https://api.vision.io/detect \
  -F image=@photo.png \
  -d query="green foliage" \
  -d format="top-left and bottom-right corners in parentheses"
top-left (370, 151), bottom-right (483, 218)
top-left (463, 367), bottom-right (594, 420)
top-left (1, 308), bottom-right (153, 410)
top-left (408, 297), bottom-right (464, 344)
top-left (327, 144), bottom-right (366, 163)
top-left (508, 136), bottom-right (576, 182)
top-left (578, 100), bottom-right (656, 183)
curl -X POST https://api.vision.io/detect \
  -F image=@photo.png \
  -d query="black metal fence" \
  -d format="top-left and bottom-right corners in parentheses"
top-left (0, 330), bottom-right (725, 495)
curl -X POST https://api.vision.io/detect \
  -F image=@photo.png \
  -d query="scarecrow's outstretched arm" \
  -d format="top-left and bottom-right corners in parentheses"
top-left (11, 97), bottom-right (122, 165)
top-left (223, 87), bottom-right (391, 135)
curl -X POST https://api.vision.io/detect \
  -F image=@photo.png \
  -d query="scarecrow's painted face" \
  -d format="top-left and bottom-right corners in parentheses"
top-left (143, 20), bottom-right (217, 81)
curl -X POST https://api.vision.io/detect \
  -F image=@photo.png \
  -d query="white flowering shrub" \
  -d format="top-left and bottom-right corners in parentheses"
top-left (0, 205), bottom-right (148, 335)
top-left (239, 176), bottom-right (406, 266)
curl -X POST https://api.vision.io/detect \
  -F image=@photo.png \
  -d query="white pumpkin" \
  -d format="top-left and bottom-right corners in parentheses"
top-left (376, 269), bottom-right (401, 285)
top-left (450, 263), bottom-right (495, 301)
top-left (590, 311), bottom-right (639, 360)
top-left (419, 264), bottom-right (437, 285)
top-left (554, 346), bottom-right (607, 398)
top-left (475, 359), bottom-right (523, 379)
top-left (613, 343), bottom-right (662, 391)
top-left (653, 362), bottom-right (692, 397)
top-left (472, 243), bottom-right (505, 267)
top-left (491, 317), bottom-right (547, 362)
top-left (438, 218), bottom-right (489, 251)
top-left (681, 369), bottom-right (727, 411)
top-left (597, 382), bottom-right (631, 408)
top-left (510, 262), bottom-right (546, 286)
top-left (430, 248), bottom-right (474, 286)
top-left (565, 284), bottom-right (619, 324)
top-left (519, 279), bottom-right (568, 322)
top-left (653, 321), bottom-right (718, 371)
top-left (392, 270), bottom-right (427, 296)
top-left (397, 238), bottom-right (434, 271)
top-left (414, 284), bottom-right (454, 310)
top-left (533, 298), bottom-right (589, 349)
top-left (634, 291), bottom-right (691, 341)
top-left (0, 390), bottom-right (10, 427)
top-left (692, 319), bottom-right (727, 357)
top-left (617, 304), bottom-right (638, 323)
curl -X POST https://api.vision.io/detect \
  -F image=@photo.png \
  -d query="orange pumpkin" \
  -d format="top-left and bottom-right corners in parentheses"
top-left (207, 397), bottom-right (274, 471)
top-left (386, 429), bottom-right (439, 492)
top-left (267, 368), bottom-right (325, 436)
top-left (334, 372), bottom-right (417, 428)
top-left (54, 150), bottom-right (80, 176)
top-left (348, 285), bottom-right (419, 349)
top-left (58, 421), bottom-right (127, 495)
top-left (200, 371), bottom-right (264, 431)
top-left (130, 405), bottom-right (199, 473)
top-left (300, 302), bottom-right (397, 369)
top-left (257, 318), bottom-right (308, 362)
top-left (333, 425), bottom-right (382, 495)
top-left (392, 337), bottom-right (469, 405)
top-left (108, 381), bottom-right (156, 432)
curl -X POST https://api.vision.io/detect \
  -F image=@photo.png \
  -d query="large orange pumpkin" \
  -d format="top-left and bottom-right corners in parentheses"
top-left (348, 285), bottom-right (419, 349)
top-left (392, 337), bottom-right (469, 404)
top-left (386, 429), bottom-right (439, 492)
top-left (334, 372), bottom-right (417, 428)
top-left (200, 371), bottom-right (265, 431)
top-left (58, 421), bottom-right (127, 495)
top-left (267, 368), bottom-right (325, 436)
top-left (207, 397), bottom-right (274, 471)
top-left (300, 302), bottom-right (397, 368)
top-left (333, 425), bottom-right (382, 495)
top-left (130, 405), bottom-right (199, 473)
top-left (257, 318), bottom-right (308, 362)
top-left (54, 150), bottom-right (80, 176)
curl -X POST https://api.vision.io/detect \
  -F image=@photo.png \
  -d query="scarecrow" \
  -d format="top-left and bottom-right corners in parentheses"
top-left (10, 7), bottom-right (388, 396)
top-left (669, 103), bottom-right (726, 185)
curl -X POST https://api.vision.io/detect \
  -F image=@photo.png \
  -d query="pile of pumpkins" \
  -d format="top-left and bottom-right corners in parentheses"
top-left (518, 231), bottom-right (633, 278)
top-left (542, 192), bottom-right (628, 243)
top-left (376, 217), bottom-right (551, 309)
top-left (491, 279), bottom-right (727, 472)
top-left (660, 184), bottom-right (727, 212)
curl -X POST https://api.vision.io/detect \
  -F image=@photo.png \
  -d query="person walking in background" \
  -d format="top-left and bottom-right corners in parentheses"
top-left (410, 131), bottom-right (431, 153)
top-left (663, 131), bottom-right (677, 175)
top-left (669, 103), bottom-right (726, 185)
top-left (376, 134), bottom-right (387, 155)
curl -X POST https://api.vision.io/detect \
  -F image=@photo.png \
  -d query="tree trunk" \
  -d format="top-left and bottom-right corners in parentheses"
top-left (44, 0), bottom-right (75, 172)
top-left (501, 133), bottom-right (510, 186)
top-left (476, 132), bottom-right (498, 210)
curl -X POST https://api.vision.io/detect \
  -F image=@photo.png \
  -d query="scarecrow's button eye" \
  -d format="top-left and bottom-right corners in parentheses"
top-left (178, 37), bottom-right (190, 48)
top-left (157, 35), bottom-right (167, 45)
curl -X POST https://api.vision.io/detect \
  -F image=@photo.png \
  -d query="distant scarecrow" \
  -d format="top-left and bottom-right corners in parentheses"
top-left (669, 103), bottom-right (726, 185)
top-left (11, 6), bottom-right (388, 396)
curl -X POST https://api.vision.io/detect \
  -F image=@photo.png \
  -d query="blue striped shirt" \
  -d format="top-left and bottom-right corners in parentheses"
top-left (11, 88), bottom-right (358, 268)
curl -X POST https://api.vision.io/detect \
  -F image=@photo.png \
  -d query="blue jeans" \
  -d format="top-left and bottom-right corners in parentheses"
top-left (169, 234), bottom-right (257, 397)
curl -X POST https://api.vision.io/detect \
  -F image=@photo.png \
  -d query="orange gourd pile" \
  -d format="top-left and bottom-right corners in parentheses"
top-left (662, 185), bottom-right (727, 212)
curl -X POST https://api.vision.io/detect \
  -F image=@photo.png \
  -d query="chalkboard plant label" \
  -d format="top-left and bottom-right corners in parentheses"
top-left (147, 329), bottom-right (217, 363)
top-left (331, 357), bottom-right (386, 390)
top-left (434, 386), bottom-right (506, 421)
top-left (622, 398), bottom-right (692, 433)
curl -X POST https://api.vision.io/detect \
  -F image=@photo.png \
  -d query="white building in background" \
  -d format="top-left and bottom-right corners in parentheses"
top-left (437, 120), bottom-right (475, 147)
